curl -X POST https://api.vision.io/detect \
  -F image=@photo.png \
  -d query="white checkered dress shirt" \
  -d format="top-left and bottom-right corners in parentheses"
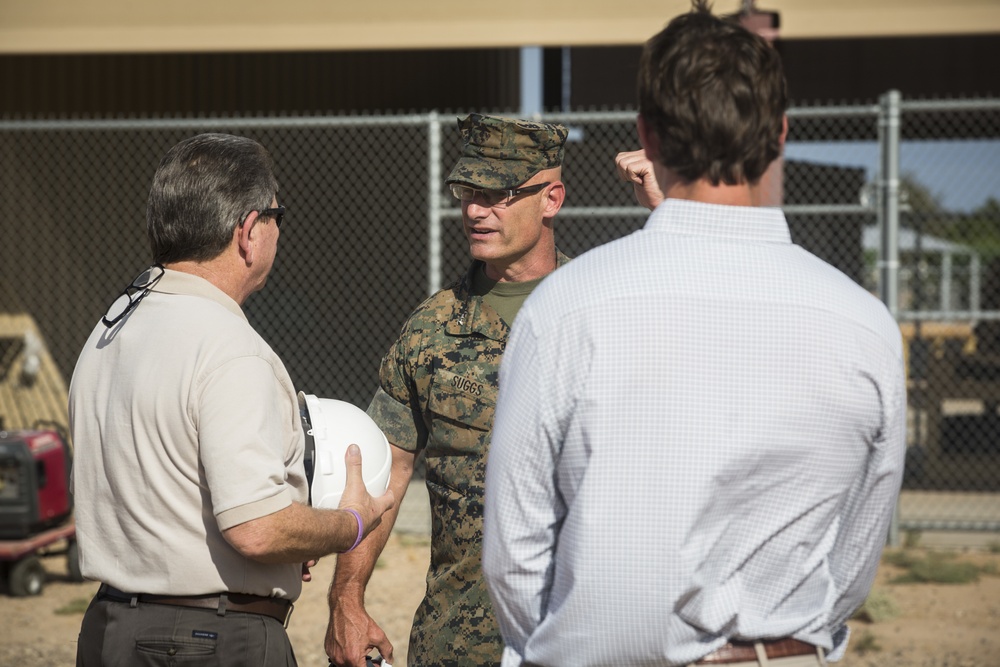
top-left (483, 199), bottom-right (907, 666)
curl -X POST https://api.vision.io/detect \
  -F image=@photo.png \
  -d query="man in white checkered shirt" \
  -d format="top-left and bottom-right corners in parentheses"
top-left (482, 2), bottom-right (907, 666)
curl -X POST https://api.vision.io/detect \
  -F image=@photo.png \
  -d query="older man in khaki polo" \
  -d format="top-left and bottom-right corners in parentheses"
top-left (70, 133), bottom-right (394, 667)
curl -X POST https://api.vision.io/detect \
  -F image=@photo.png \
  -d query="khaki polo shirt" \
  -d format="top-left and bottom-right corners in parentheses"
top-left (69, 270), bottom-right (307, 599)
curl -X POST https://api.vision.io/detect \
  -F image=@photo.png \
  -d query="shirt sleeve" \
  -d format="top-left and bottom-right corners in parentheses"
top-left (199, 354), bottom-right (295, 530)
top-left (367, 386), bottom-right (423, 452)
top-left (483, 312), bottom-right (565, 664)
top-left (367, 320), bottom-right (428, 452)
top-left (826, 347), bottom-right (907, 660)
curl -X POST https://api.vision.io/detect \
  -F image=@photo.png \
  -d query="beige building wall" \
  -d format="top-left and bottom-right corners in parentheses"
top-left (2, 0), bottom-right (999, 54)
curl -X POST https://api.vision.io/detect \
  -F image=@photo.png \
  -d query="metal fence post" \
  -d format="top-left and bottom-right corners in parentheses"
top-left (427, 111), bottom-right (443, 296)
top-left (878, 90), bottom-right (902, 319)
top-left (878, 89), bottom-right (902, 547)
top-left (520, 46), bottom-right (544, 118)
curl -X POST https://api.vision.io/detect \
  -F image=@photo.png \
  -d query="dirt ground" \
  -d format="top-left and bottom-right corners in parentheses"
top-left (1, 535), bottom-right (998, 667)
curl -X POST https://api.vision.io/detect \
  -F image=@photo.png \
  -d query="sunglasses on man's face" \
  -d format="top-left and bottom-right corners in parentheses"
top-left (257, 205), bottom-right (286, 228)
top-left (449, 183), bottom-right (550, 209)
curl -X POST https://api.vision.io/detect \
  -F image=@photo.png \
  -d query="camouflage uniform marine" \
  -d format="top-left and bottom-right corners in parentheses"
top-left (368, 251), bottom-right (570, 666)
top-left (366, 114), bottom-right (569, 666)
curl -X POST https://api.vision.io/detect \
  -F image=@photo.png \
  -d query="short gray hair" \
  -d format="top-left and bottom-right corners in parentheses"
top-left (146, 133), bottom-right (279, 264)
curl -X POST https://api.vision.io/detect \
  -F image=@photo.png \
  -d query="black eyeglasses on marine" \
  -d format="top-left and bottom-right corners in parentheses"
top-left (102, 264), bottom-right (165, 328)
top-left (450, 183), bottom-right (550, 209)
top-left (256, 205), bottom-right (286, 228)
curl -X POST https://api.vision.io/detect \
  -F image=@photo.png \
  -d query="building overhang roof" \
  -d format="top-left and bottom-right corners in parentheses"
top-left (2, 0), bottom-right (999, 55)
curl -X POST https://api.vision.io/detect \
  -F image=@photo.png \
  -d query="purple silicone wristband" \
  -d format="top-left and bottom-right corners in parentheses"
top-left (341, 509), bottom-right (364, 553)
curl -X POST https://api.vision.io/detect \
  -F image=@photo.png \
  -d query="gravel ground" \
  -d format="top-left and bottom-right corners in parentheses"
top-left (2, 534), bottom-right (998, 667)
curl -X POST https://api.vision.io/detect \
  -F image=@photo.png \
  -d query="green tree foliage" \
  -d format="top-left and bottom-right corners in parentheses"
top-left (899, 173), bottom-right (943, 215)
top-left (900, 168), bottom-right (1000, 260)
top-left (950, 197), bottom-right (1000, 260)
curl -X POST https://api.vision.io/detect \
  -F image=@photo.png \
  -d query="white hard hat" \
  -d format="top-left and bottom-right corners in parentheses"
top-left (298, 392), bottom-right (392, 509)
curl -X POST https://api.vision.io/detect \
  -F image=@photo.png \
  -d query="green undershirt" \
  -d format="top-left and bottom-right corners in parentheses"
top-left (471, 265), bottom-right (546, 327)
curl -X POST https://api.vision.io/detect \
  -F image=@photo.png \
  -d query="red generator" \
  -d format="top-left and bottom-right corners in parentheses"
top-left (0, 429), bottom-right (82, 595)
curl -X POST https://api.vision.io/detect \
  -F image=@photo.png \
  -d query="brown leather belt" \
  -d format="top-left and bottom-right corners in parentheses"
top-left (696, 638), bottom-right (818, 664)
top-left (99, 584), bottom-right (293, 626)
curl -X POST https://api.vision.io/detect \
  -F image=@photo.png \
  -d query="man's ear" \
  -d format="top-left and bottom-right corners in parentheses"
top-left (237, 210), bottom-right (259, 266)
top-left (637, 114), bottom-right (660, 162)
top-left (543, 181), bottom-right (566, 218)
top-left (779, 114), bottom-right (789, 150)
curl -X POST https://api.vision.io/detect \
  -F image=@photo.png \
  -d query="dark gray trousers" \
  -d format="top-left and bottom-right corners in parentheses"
top-left (76, 592), bottom-right (298, 666)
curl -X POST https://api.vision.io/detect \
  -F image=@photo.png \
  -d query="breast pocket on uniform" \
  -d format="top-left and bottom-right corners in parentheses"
top-left (427, 369), bottom-right (496, 453)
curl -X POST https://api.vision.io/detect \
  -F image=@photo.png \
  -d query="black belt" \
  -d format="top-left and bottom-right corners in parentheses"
top-left (696, 639), bottom-right (819, 664)
top-left (98, 584), bottom-right (293, 626)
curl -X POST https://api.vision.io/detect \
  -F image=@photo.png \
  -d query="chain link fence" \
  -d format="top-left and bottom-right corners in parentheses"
top-left (1, 95), bottom-right (998, 539)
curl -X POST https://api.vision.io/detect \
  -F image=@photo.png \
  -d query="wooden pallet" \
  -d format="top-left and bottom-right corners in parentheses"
top-left (0, 313), bottom-right (70, 436)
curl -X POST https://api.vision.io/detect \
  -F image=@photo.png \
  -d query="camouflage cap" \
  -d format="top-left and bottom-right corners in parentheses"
top-left (446, 114), bottom-right (568, 190)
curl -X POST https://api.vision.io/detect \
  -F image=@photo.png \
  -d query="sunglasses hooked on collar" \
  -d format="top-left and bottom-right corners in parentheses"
top-left (102, 264), bottom-right (165, 328)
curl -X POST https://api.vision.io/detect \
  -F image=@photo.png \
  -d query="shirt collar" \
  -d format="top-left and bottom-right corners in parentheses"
top-left (152, 269), bottom-right (248, 322)
top-left (449, 249), bottom-right (572, 337)
top-left (646, 198), bottom-right (792, 245)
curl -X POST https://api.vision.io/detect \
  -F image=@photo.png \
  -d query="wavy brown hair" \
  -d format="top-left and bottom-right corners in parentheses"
top-left (637, 0), bottom-right (788, 186)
